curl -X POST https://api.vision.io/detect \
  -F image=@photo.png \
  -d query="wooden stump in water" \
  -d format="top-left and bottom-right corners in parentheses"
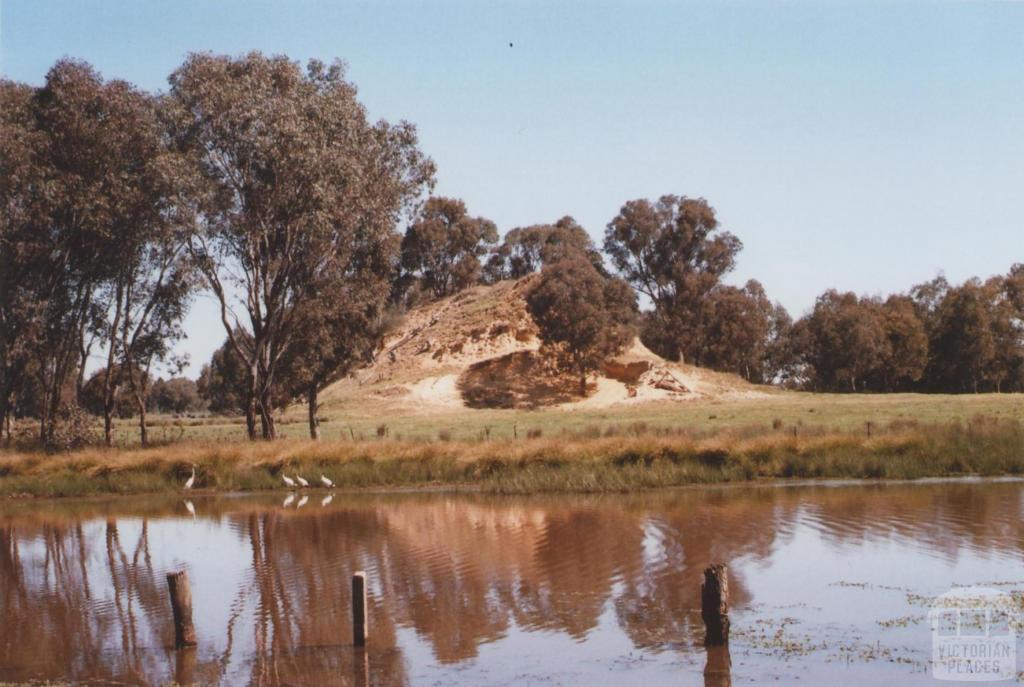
top-left (701, 564), bottom-right (730, 646)
top-left (352, 571), bottom-right (368, 647)
top-left (174, 641), bottom-right (197, 684)
top-left (703, 645), bottom-right (732, 687)
top-left (166, 570), bottom-right (197, 648)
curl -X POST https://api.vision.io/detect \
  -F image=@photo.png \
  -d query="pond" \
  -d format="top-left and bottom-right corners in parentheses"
top-left (2, 479), bottom-right (1023, 685)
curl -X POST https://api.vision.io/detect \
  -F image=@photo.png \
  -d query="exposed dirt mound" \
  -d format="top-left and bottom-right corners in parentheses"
top-left (459, 351), bottom-right (586, 409)
top-left (319, 277), bottom-right (770, 414)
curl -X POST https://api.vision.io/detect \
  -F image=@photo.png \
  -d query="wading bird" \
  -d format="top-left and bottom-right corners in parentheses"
top-left (320, 474), bottom-right (334, 488)
top-left (296, 474), bottom-right (310, 488)
top-left (282, 474), bottom-right (296, 488)
top-left (184, 467), bottom-right (196, 490)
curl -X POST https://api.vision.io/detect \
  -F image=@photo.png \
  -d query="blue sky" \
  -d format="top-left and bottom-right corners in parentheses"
top-left (3, 1), bottom-right (1023, 377)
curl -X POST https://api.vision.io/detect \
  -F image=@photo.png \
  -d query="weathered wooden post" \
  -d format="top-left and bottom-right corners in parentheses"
top-left (701, 564), bottom-right (729, 646)
top-left (703, 645), bottom-right (732, 687)
top-left (866, 421), bottom-right (873, 438)
top-left (166, 570), bottom-right (197, 648)
top-left (352, 571), bottom-right (368, 647)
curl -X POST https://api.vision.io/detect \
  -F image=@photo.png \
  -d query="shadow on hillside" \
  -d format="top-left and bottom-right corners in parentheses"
top-left (457, 351), bottom-right (590, 409)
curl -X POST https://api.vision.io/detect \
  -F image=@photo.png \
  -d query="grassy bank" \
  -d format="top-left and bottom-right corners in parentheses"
top-left (2, 414), bottom-right (1023, 497)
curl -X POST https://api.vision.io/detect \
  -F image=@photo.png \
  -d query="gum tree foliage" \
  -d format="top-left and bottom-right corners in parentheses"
top-left (794, 290), bottom-right (928, 392)
top-left (149, 377), bottom-right (204, 414)
top-left (197, 337), bottom-right (251, 417)
top-left (872, 295), bottom-right (930, 392)
top-left (925, 280), bottom-right (999, 393)
top-left (399, 196), bottom-right (497, 299)
top-left (0, 61), bottom-right (193, 447)
top-left (0, 81), bottom-right (42, 443)
top-left (604, 196), bottom-right (741, 363)
top-left (170, 52), bottom-right (435, 439)
top-left (793, 291), bottom-right (886, 392)
top-left (696, 280), bottom-right (795, 384)
top-left (280, 269), bottom-right (393, 439)
top-left (483, 216), bottom-right (604, 282)
top-left (90, 92), bottom-right (195, 447)
top-left (81, 368), bottom-right (137, 418)
top-left (909, 271), bottom-right (1024, 393)
top-left (526, 256), bottom-right (638, 396)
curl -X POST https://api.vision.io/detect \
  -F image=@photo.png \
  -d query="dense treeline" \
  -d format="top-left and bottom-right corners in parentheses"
top-left (2, 54), bottom-right (1022, 448)
top-left (1, 54), bottom-right (432, 446)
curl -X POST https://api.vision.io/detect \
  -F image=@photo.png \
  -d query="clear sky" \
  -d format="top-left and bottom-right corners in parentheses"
top-left (3, 1), bottom-right (1023, 378)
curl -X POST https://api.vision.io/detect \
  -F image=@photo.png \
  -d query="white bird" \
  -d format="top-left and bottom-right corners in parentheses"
top-left (295, 474), bottom-right (309, 488)
top-left (297, 495), bottom-right (309, 508)
top-left (184, 500), bottom-right (196, 518)
top-left (320, 474), bottom-right (334, 488)
top-left (283, 493), bottom-right (296, 507)
top-left (184, 467), bottom-right (196, 490)
top-left (321, 494), bottom-right (334, 507)
top-left (282, 474), bottom-right (296, 488)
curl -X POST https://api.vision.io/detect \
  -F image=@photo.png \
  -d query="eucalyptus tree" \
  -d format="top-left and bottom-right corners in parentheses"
top-left (0, 80), bottom-right (43, 441)
top-left (2, 60), bottom-right (179, 445)
top-left (484, 216), bottom-right (603, 282)
top-left (400, 196), bottom-right (497, 298)
top-left (604, 196), bottom-right (741, 363)
top-left (169, 52), bottom-right (434, 439)
top-left (92, 95), bottom-right (197, 446)
top-left (697, 280), bottom-right (794, 384)
top-left (280, 274), bottom-right (391, 439)
top-left (526, 257), bottom-right (637, 396)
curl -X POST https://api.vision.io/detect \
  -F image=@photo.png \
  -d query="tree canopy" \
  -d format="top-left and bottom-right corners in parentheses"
top-left (400, 196), bottom-right (497, 299)
top-left (170, 52), bottom-right (434, 439)
top-left (526, 257), bottom-right (638, 396)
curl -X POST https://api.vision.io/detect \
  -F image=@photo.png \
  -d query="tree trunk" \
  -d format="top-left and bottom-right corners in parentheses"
top-left (0, 389), bottom-right (9, 446)
top-left (579, 373), bottom-right (587, 397)
top-left (104, 411), bottom-right (114, 447)
top-left (307, 385), bottom-right (320, 441)
top-left (44, 381), bottom-right (61, 447)
top-left (245, 400), bottom-right (257, 440)
top-left (39, 408), bottom-right (47, 446)
top-left (247, 364), bottom-right (260, 441)
top-left (259, 388), bottom-right (276, 440)
top-left (137, 393), bottom-right (148, 447)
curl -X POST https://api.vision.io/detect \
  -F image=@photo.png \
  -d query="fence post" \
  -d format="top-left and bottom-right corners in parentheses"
top-left (166, 570), bottom-right (197, 648)
top-left (701, 564), bottom-right (730, 646)
top-left (352, 571), bottom-right (368, 647)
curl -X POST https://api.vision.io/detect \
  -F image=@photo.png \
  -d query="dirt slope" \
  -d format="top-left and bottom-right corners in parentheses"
top-left (319, 277), bottom-right (770, 414)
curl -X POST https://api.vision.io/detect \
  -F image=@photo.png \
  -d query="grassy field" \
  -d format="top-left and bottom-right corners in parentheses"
top-left (1, 392), bottom-right (1023, 498)
top-left (79, 390), bottom-right (1024, 445)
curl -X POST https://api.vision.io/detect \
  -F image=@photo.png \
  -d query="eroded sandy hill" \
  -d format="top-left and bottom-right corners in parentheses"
top-left (320, 277), bottom-right (770, 414)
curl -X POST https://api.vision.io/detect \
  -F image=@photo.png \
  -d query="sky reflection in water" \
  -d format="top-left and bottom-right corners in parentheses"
top-left (2, 479), bottom-right (1023, 685)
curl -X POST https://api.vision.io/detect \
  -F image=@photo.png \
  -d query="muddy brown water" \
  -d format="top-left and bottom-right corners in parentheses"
top-left (2, 479), bottom-right (1023, 685)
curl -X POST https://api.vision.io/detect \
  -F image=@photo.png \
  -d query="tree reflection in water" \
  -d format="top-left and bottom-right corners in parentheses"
top-left (1, 481), bottom-right (1023, 685)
